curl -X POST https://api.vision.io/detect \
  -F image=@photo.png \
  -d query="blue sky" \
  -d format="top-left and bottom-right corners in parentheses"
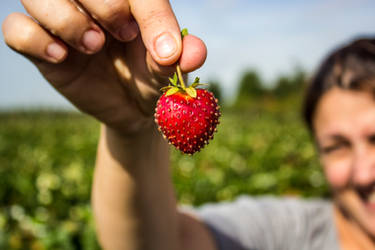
top-left (1, 0), bottom-right (375, 109)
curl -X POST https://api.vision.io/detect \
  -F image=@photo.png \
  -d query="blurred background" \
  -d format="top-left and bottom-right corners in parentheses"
top-left (1, 0), bottom-right (375, 249)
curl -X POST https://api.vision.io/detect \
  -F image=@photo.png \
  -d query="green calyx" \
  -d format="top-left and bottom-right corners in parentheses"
top-left (160, 28), bottom-right (207, 98)
top-left (181, 28), bottom-right (189, 38)
top-left (160, 66), bottom-right (208, 98)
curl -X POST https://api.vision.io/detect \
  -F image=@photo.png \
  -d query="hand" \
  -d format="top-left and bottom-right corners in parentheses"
top-left (2, 0), bottom-right (207, 134)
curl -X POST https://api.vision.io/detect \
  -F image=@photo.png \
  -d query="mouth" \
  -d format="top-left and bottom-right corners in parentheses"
top-left (357, 184), bottom-right (375, 211)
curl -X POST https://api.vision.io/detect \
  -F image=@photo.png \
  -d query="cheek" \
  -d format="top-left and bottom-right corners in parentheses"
top-left (322, 157), bottom-right (352, 189)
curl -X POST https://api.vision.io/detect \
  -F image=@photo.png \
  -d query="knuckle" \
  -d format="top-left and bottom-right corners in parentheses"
top-left (20, 0), bottom-right (29, 7)
top-left (52, 11), bottom-right (78, 34)
top-left (96, 0), bottom-right (128, 24)
top-left (140, 9), bottom-right (171, 29)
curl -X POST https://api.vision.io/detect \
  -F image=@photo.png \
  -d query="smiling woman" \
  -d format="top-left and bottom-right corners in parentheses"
top-left (159, 38), bottom-right (375, 250)
top-left (182, 38), bottom-right (375, 250)
top-left (314, 88), bottom-right (375, 245)
top-left (303, 38), bottom-right (375, 249)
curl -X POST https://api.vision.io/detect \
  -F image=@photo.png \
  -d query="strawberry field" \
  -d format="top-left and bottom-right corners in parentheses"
top-left (0, 108), bottom-right (330, 249)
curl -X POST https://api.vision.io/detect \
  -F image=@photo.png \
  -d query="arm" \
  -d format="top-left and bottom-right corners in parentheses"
top-left (92, 125), bottom-right (216, 250)
top-left (3, 0), bottom-right (214, 249)
top-left (92, 125), bottom-right (177, 249)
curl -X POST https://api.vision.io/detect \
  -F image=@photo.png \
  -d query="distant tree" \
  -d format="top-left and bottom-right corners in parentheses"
top-left (272, 69), bottom-right (307, 98)
top-left (272, 76), bottom-right (293, 98)
top-left (207, 80), bottom-right (223, 104)
top-left (235, 70), bottom-right (266, 104)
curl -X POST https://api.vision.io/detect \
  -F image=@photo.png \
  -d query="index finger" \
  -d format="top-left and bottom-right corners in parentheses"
top-left (129, 0), bottom-right (182, 66)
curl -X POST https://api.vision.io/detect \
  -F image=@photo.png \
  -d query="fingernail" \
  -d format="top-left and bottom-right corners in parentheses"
top-left (154, 32), bottom-right (177, 59)
top-left (46, 43), bottom-right (66, 61)
top-left (119, 21), bottom-right (139, 41)
top-left (82, 29), bottom-right (102, 53)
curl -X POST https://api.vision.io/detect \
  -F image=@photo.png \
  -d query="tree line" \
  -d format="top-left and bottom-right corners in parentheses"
top-left (207, 68), bottom-right (308, 109)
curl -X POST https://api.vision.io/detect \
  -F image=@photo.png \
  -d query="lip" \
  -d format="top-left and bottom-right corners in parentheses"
top-left (357, 185), bottom-right (375, 211)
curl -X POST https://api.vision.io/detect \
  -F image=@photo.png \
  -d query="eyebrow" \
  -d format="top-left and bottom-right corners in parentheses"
top-left (325, 134), bottom-right (347, 141)
top-left (317, 134), bottom-right (348, 147)
top-left (316, 134), bottom-right (349, 152)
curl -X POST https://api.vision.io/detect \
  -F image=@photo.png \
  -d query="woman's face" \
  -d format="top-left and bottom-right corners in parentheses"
top-left (314, 87), bottom-right (375, 236)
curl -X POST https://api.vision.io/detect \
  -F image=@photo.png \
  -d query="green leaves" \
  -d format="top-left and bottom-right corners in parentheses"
top-left (191, 77), bottom-right (208, 88)
top-left (169, 73), bottom-right (178, 86)
top-left (163, 73), bottom-right (181, 96)
top-left (160, 86), bottom-right (172, 92)
top-left (161, 70), bottom-right (209, 98)
top-left (160, 60), bottom-right (208, 98)
top-left (181, 28), bottom-right (189, 38)
top-left (165, 87), bottom-right (180, 97)
top-left (185, 87), bottom-right (197, 98)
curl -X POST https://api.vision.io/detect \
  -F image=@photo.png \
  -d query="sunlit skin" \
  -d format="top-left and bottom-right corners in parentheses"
top-left (314, 87), bottom-right (375, 249)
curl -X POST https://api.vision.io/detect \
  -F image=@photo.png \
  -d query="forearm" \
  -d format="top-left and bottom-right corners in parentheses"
top-left (92, 124), bottom-right (180, 250)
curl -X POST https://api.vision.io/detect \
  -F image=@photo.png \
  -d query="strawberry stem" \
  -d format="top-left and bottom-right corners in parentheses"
top-left (176, 64), bottom-right (186, 89)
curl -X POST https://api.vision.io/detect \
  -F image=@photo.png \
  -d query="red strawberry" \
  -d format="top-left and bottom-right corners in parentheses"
top-left (154, 66), bottom-right (221, 154)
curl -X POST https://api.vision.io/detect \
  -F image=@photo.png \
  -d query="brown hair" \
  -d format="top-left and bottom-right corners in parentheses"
top-left (303, 37), bottom-right (375, 132)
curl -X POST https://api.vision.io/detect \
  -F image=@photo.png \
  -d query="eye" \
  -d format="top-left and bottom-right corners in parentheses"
top-left (320, 141), bottom-right (349, 154)
top-left (368, 134), bottom-right (375, 144)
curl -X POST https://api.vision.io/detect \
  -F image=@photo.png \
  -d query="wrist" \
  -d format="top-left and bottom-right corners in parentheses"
top-left (104, 122), bottom-right (160, 145)
top-left (99, 123), bottom-right (169, 173)
top-left (104, 115), bottom-right (155, 137)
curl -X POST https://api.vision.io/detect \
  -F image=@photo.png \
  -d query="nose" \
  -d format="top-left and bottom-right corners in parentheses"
top-left (352, 144), bottom-right (375, 186)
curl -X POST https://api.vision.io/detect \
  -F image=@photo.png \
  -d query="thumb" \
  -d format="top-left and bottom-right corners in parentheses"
top-left (129, 0), bottom-right (182, 66)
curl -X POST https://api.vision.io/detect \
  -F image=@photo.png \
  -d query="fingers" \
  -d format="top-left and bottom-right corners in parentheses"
top-left (2, 13), bottom-right (68, 63)
top-left (147, 34), bottom-right (207, 76)
top-left (129, 0), bottom-right (182, 66)
top-left (6, 1), bottom-right (206, 74)
top-left (77, 0), bottom-right (139, 42)
top-left (21, 0), bottom-right (105, 54)
top-left (179, 35), bottom-right (207, 73)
